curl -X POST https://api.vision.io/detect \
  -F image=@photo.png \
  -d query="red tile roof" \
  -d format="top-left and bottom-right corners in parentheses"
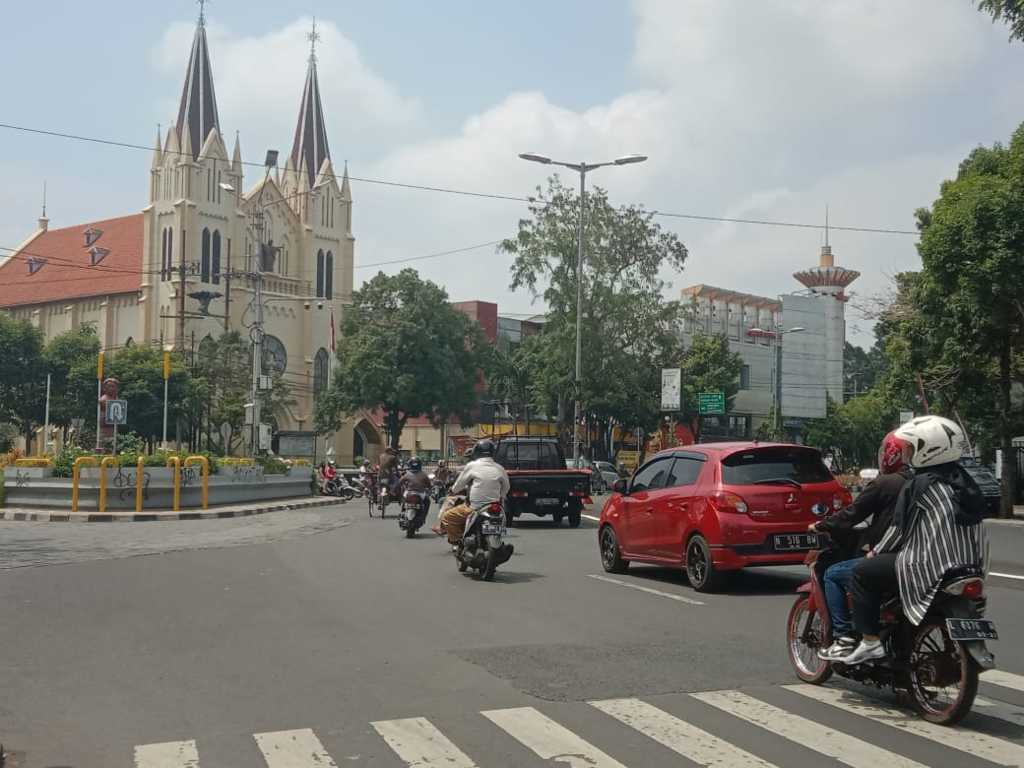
top-left (0, 214), bottom-right (145, 308)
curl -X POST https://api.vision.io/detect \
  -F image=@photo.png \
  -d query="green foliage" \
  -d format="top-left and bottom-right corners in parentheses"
top-left (501, 176), bottom-right (689, 439)
top-left (0, 422), bottom-right (17, 453)
top-left (257, 455), bottom-right (290, 475)
top-left (104, 345), bottom-right (192, 445)
top-left (316, 269), bottom-right (488, 447)
top-left (43, 325), bottom-right (101, 430)
top-left (52, 444), bottom-right (96, 478)
top-left (843, 341), bottom-right (885, 399)
top-left (804, 393), bottom-right (893, 472)
top-left (678, 332), bottom-right (744, 435)
top-left (978, 0), bottom-right (1024, 40)
top-left (0, 315), bottom-right (46, 439)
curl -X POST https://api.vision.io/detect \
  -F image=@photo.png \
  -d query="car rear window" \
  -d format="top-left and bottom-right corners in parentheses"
top-left (721, 447), bottom-right (833, 485)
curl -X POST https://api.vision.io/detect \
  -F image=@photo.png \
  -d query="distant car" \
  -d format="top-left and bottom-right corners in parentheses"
top-left (960, 456), bottom-right (1001, 517)
top-left (566, 457), bottom-right (607, 493)
top-left (593, 460), bottom-right (621, 490)
top-left (598, 442), bottom-right (852, 592)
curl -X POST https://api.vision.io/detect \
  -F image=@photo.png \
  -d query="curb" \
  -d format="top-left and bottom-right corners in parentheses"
top-left (0, 497), bottom-right (342, 523)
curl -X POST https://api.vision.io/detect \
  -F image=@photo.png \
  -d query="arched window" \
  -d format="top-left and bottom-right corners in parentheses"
top-left (325, 251), bottom-right (334, 300)
top-left (315, 249), bottom-right (325, 298)
top-left (212, 230), bottom-right (221, 284)
top-left (261, 335), bottom-right (287, 375)
top-left (201, 228), bottom-right (211, 283)
top-left (168, 228), bottom-right (174, 280)
top-left (161, 228), bottom-right (168, 281)
top-left (313, 347), bottom-right (330, 397)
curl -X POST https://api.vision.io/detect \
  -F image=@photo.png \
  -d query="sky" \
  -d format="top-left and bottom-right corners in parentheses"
top-left (3, 0), bottom-right (1024, 347)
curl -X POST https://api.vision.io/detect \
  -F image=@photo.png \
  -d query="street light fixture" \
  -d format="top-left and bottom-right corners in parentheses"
top-left (519, 150), bottom-right (648, 463)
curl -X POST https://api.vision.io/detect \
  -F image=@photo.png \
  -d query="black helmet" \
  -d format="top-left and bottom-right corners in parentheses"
top-left (473, 439), bottom-right (497, 458)
top-left (408, 457), bottom-right (422, 472)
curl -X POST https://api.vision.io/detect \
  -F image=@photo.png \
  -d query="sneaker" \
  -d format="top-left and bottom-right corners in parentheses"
top-left (843, 639), bottom-right (886, 665)
top-left (818, 635), bottom-right (858, 661)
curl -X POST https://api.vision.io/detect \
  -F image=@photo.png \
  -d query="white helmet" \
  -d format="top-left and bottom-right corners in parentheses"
top-left (894, 415), bottom-right (965, 468)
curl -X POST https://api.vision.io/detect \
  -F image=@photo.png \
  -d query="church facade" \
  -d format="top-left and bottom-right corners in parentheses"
top-left (0, 12), bottom-right (382, 463)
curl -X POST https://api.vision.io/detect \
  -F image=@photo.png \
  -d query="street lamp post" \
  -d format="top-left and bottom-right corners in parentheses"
top-left (518, 152), bottom-right (647, 463)
top-left (747, 326), bottom-right (804, 435)
top-left (162, 344), bottom-right (174, 448)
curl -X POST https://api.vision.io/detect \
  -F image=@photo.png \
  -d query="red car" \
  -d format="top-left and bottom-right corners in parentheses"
top-left (598, 442), bottom-right (852, 592)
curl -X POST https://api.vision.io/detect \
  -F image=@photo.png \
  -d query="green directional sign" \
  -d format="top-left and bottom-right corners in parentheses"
top-left (698, 391), bottom-right (726, 415)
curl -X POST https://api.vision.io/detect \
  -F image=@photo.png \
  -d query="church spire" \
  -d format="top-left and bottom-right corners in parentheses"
top-left (290, 18), bottom-right (331, 185)
top-left (176, 3), bottom-right (221, 161)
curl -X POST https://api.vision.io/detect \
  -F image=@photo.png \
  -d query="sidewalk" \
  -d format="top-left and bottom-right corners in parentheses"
top-left (0, 496), bottom-right (342, 523)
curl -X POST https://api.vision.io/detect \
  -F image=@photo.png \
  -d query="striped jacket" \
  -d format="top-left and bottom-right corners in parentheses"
top-left (874, 478), bottom-right (989, 626)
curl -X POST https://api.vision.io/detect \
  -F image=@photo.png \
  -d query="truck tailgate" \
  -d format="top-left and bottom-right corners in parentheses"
top-left (508, 470), bottom-right (591, 497)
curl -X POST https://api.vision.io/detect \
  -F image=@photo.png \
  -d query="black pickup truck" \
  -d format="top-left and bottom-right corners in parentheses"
top-left (494, 437), bottom-right (592, 527)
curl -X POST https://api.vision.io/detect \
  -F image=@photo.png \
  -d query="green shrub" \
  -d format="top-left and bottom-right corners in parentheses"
top-left (53, 445), bottom-right (96, 477)
top-left (257, 456), bottom-right (290, 475)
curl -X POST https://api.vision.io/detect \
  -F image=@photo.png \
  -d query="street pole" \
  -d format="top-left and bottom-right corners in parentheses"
top-left (574, 165), bottom-right (585, 465)
top-left (774, 337), bottom-right (782, 435)
top-left (162, 347), bottom-right (171, 447)
top-left (249, 151), bottom-right (277, 457)
top-left (41, 373), bottom-right (51, 456)
top-left (95, 350), bottom-right (104, 451)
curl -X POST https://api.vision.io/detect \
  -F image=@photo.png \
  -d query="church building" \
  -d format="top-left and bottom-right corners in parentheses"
top-left (0, 9), bottom-right (383, 463)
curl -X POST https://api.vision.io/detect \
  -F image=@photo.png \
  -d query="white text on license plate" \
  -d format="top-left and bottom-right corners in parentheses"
top-left (482, 523), bottom-right (505, 534)
top-left (536, 498), bottom-right (561, 506)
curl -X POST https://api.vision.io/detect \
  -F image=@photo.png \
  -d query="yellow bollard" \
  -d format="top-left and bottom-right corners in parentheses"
top-left (166, 456), bottom-right (181, 512)
top-left (71, 455), bottom-right (99, 512)
top-left (184, 455), bottom-right (210, 510)
top-left (135, 456), bottom-right (145, 513)
top-left (99, 456), bottom-right (119, 514)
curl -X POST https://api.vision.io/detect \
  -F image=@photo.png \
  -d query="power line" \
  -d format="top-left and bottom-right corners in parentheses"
top-left (355, 240), bottom-right (503, 270)
top-left (0, 121), bottom-right (921, 239)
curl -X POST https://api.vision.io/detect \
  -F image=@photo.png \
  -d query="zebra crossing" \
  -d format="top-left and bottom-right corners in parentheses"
top-left (133, 673), bottom-right (1024, 768)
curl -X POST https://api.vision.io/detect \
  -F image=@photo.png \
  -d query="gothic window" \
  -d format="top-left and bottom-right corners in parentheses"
top-left (168, 228), bottom-right (174, 279)
top-left (325, 251), bottom-right (334, 300)
top-left (207, 168), bottom-right (212, 201)
top-left (261, 335), bottom-right (287, 376)
top-left (217, 170), bottom-right (222, 204)
top-left (161, 228), bottom-right (168, 281)
top-left (313, 347), bottom-right (329, 398)
top-left (315, 249), bottom-right (325, 298)
top-left (212, 230), bottom-right (221, 284)
top-left (201, 227), bottom-right (211, 283)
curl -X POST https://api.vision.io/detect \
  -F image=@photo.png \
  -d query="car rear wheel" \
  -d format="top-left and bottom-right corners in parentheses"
top-left (600, 526), bottom-right (629, 573)
top-left (685, 535), bottom-right (725, 592)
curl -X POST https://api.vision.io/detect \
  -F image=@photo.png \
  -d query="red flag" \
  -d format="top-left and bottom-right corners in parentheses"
top-left (330, 307), bottom-right (336, 354)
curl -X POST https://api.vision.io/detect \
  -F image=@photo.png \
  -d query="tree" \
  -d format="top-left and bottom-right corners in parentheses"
top-left (316, 269), bottom-right (488, 448)
top-left (486, 342), bottom-right (538, 431)
top-left (0, 315), bottom-right (46, 447)
top-left (909, 127), bottom-right (1024, 516)
top-left (978, 0), bottom-right (1024, 40)
top-left (42, 325), bottom-right (101, 438)
top-left (843, 341), bottom-right (885, 400)
top-left (104, 345), bottom-right (193, 446)
top-left (678, 332), bottom-right (744, 439)
top-left (804, 392), bottom-right (893, 471)
top-left (501, 176), bottom-right (689, 453)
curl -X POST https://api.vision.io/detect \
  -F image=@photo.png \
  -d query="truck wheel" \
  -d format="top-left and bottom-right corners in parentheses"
top-left (568, 499), bottom-right (583, 528)
top-left (551, 511), bottom-right (564, 526)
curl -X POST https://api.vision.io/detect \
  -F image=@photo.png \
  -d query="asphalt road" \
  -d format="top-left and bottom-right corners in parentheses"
top-left (1, 498), bottom-right (1023, 767)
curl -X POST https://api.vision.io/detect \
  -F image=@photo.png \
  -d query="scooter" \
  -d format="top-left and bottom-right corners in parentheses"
top-left (398, 490), bottom-right (428, 538)
top-left (317, 466), bottom-right (352, 501)
top-left (454, 501), bottom-right (514, 581)
top-left (786, 506), bottom-right (997, 725)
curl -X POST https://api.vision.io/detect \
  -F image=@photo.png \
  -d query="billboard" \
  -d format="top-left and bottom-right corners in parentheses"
top-left (661, 368), bottom-right (681, 411)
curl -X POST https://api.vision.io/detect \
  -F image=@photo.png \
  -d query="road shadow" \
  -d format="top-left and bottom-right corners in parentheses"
top-left (511, 520), bottom-right (593, 531)
top-left (490, 570), bottom-right (546, 584)
top-left (623, 564), bottom-right (805, 597)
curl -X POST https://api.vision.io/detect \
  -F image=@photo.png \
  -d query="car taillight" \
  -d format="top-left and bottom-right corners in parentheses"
top-left (711, 491), bottom-right (749, 515)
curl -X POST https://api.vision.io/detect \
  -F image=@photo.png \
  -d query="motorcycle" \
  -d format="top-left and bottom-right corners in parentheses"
top-left (398, 490), bottom-right (428, 538)
top-left (454, 501), bottom-right (514, 581)
top-left (316, 466), bottom-right (353, 501)
top-left (786, 505), bottom-right (997, 725)
top-left (429, 475), bottom-right (451, 504)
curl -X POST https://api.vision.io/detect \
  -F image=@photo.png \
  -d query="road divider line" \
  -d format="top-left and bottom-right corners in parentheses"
top-left (990, 571), bottom-right (1024, 581)
top-left (482, 706), bottom-right (627, 768)
top-left (372, 717), bottom-right (478, 767)
top-left (587, 574), bottom-right (705, 605)
top-left (785, 683), bottom-right (1024, 766)
top-left (591, 697), bottom-right (778, 767)
top-left (694, 689), bottom-right (927, 768)
top-left (983, 669), bottom-right (1024, 693)
top-left (582, 513), bottom-right (601, 522)
top-left (253, 728), bottom-right (338, 768)
top-left (134, 740), bottom-right (200, 768)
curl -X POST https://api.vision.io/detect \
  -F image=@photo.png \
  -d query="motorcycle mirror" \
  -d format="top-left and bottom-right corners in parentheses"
top-left (612, 478), bottom-right (628, 495)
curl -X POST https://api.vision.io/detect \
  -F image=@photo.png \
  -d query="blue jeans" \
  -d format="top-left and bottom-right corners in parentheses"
top-left (824, 555), bottom-right (862, 636)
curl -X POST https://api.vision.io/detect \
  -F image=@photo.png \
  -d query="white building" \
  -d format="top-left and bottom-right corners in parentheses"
top-left (681, 240), bottom-right (859, 439)
top-left (0, 11), bottom-right (383, 461)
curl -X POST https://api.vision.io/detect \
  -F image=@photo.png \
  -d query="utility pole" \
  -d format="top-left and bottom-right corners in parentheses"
top-left (247, 150), bottom-right (278, 457)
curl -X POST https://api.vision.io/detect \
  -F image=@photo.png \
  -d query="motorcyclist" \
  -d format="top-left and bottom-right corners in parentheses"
top-left (845, 415), bottom-right (989, 665)
top-left (400, 456), bottom-right (432, 524)
top-left (434, 459), bottom-right (453, 489)
top-left (378, 446), bottom-right (400, 498)
top-left (811, 431), bottom-right (912, 660)
top-left (435, 439), bottom-right (512, 562)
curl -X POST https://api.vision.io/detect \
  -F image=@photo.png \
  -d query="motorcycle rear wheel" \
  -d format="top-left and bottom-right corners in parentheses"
top-left (479, 548), bottom-right (498, 581)
top-left (908, 621), bottom-right (978, 725)
top-left (786, 595), bottom-right (833, 684)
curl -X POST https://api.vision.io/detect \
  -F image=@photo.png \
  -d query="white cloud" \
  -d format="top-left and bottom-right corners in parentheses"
top-left (153, 17), bottom-right (420, 160)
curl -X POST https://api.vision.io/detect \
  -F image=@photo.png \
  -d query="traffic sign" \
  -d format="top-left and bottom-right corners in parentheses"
top-left (105, 399), bottom-right (128, 425)
top-left (698, 391), bottom-right (725, 415)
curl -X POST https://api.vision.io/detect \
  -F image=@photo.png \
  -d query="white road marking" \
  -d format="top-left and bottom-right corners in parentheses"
top-left (253, 728), bottom-right (338, 768)
top-left (990, 571), bottom-right (1024, 581)
top-left (482, 706), bottom-right (627, 768)
top-left (133, 740), bottom-right (200, 768)
top-left (372, 717), bottom-right (478, 767)
top-left (591, 697), bottom-right (778, 767)
top-left (975, 697), bottom-right (1024, 726)
top-left (693, 689), bottom-right (927, 768)
top-left (983, 669), bottom-right (1024, 692)
top-left (786, 684), bottom-right (1024, 767)
top-left (582, 514), bottom-right (601, 522)
top-left (587, 573), bottom-right (705, 605)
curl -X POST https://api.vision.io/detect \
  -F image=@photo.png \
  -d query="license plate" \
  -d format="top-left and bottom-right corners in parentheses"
top-left (946, 618), bottom-right (998, 641)
top-left (774, 533), bottom-right (818, 551)
top-left (535, 498), bottom-right (561, 506)
top-left (482, 523), bottom-right (505, 535)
